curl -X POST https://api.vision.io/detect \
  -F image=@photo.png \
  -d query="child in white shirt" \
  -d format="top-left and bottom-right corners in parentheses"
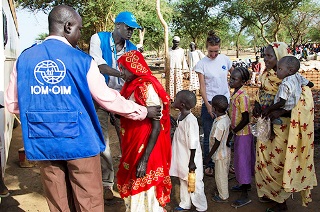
top-left (170, 90), bottom-right (207, 212)
top-left (204, 95), bottom-right (231, 202)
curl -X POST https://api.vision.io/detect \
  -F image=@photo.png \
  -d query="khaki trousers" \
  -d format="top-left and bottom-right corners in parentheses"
top-left (39, 154), bottom-right (103, 212)
top-left (214, 157), bottom-right (230, 200)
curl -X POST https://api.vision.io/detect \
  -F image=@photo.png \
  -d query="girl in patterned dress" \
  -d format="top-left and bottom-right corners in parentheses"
top-left (228, 67), bottom-right (255, 208)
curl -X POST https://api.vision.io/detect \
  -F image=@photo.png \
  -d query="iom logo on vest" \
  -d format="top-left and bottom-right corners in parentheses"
top-left (31, 59), bottom-right (71, 95)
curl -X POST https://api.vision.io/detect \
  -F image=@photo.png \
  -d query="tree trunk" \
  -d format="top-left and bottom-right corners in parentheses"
top-left (156, 0), bottom-right (170, 94)
top-left (138, 28), bottom-right (145, 46)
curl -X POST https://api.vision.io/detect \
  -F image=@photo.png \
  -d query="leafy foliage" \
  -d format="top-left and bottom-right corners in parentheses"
top-left (222, 0), bottom-right (316, 45)
top-left (16, 0), bottom-right (320, 53)
top-left (16, 0), bottom-right (173, 52)
top-left (171, 0), bottom-right (229, 49)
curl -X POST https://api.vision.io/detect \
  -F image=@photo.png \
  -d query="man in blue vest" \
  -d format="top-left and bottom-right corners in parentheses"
top-left (5, 5), bottom-right (160, 211)
top-left (89, 11), bottom-right (141, 200)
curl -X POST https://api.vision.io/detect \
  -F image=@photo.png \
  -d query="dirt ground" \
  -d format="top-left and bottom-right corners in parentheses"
top-left (1, 51), bottom-right (319, 211)
top-left (0, 123), bottom-right (319, 212)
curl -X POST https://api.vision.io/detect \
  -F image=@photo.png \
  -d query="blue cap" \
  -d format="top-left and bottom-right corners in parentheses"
top-left (115, 11), bottom-right (142, 29)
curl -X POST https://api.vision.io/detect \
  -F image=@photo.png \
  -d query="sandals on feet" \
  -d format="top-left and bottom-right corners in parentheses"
top-left (0, 191), bottom-right (10, 198)
top-left (231, 198), bottom-right (252, 208)
top-left (0, 185), bottom-right (10, 198)
top-left (266, 203), bottom-right (288, 212)
top-left (259, 196), bottom-right (273, 203)
top-left (174, 206), bottom-right (189, 211)
top-left (212, 195), bottom-right (228, 203)
top-left (204, 167), bottom-right (214, 177)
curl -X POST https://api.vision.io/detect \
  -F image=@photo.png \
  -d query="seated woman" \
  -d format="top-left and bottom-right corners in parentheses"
top-left (116, 50), bottom-right (172, 212)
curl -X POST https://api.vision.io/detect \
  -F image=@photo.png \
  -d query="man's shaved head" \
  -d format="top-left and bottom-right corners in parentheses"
top-left (48, 5), bottom-right (79, 34)
top-left (48, 5), bottom-right (82, 47)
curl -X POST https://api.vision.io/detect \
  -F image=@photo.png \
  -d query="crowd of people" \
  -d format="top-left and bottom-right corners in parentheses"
top-left (2, 4), bottom-right (317, 212)
top-left (291, 43), bottom-right (320, 60)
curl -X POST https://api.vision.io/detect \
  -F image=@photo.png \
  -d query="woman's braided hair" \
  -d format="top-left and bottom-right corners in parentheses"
top-left (234, 66), bottom-right (250, 83)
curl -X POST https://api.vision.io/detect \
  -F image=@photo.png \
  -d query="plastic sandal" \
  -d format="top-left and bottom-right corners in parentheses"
top-left (231, 185), bottom-right (242, 191)
top-left (212, 195), bottom-right (228, 203)
top-left (231, 198), bottom-right (252, 208)
top-left (174, 206), bottom-right (189, 211)
top-left (259, 196), bottom-right (273, 203)
top-left (0, 191), bottom-right (10, 198)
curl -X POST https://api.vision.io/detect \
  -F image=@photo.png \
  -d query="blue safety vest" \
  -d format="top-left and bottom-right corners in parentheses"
top-left (97, 32), bottom-right (137, 84)
top-left (16, 38), bottom-right (105, 160)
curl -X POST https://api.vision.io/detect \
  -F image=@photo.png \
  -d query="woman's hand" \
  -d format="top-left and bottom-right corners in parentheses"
top-left (146, 105), bottom-right (161, 120)
top-left (206, 103), bottom-right (215, 119)
top-left (136, 156), bottom-right (148, 178)
top-left (253, 101), bottom-right (262, 118)
top-left (268, 109), bottom-right (287, 121)
top-left (262, 107), bottom-right (270, 117)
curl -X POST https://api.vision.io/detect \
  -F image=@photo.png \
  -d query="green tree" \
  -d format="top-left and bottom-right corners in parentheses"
top-left (223, 0), bottom-right (305, 44)
top-left (16, 0), bottom-right (173, 53)
top-left (35, 32), bottom-right (48, 41)
top-left (283, 1), bottom-right (320, 46)
top-left (223, 1), bottom-right (256, 57)
top-left (171, 0), bottom-right (229, 48)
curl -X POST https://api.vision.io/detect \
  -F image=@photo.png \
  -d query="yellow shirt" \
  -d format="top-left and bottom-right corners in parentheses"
top-left (229, 87), bottom-right (251, 135)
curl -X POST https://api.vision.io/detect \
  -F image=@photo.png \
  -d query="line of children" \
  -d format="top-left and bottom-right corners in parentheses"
top-left (170, 55), bottom-right (314, 211)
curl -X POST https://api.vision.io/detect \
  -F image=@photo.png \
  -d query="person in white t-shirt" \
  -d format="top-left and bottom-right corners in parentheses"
top-left (195, 30), bottom-right (233, 176)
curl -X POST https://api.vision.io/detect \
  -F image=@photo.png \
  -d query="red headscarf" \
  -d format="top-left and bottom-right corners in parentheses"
top-left (117, 50), bottom-right (171, 206)
top-left (118, 50), bottom-right (170, 106)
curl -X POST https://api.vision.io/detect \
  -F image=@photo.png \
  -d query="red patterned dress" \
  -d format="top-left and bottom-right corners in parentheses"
top-left (116, 50), bottom-right (172, 211)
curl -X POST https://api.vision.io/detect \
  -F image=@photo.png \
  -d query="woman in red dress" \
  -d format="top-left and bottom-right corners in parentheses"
top-left (117, 50), bottom-right (171, 212)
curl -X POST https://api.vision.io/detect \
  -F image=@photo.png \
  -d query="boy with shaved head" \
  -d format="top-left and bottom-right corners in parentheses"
top-left (170, 90), bottom-right (208, 212)
top-left (204, 95), bottom-right (231, 203)
top-left (263, 56), bottom-right (314, 138)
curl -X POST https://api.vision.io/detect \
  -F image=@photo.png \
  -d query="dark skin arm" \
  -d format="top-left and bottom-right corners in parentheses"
top-left (232, 111), bottom-right (250, 134)
top-left (228, 111), bottom-right (250, 146)
top-left (204, 138), bottom-right (220, 166)
top-left (188, 149), bottom-right (196, 172)
top-left (117, 105), bottom-right (161, 120)
top-left (136, 119), bottom-right (161, 178)
top-left (262, 98), bottom-right (286, 117)
top-left (268, 108), bottom-right (290, 121)
top-left (98, 64), bottom-right (123, 78)
top-left (252, 100), bottom-right (262, 118)
top-left (146, 106), bottom-right (161, 119)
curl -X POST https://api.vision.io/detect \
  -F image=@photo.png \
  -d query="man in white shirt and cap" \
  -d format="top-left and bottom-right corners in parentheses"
top-left (169, 36), bottom-right (188, 100)
top-left (89, 11), bottom-right (141, 201)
